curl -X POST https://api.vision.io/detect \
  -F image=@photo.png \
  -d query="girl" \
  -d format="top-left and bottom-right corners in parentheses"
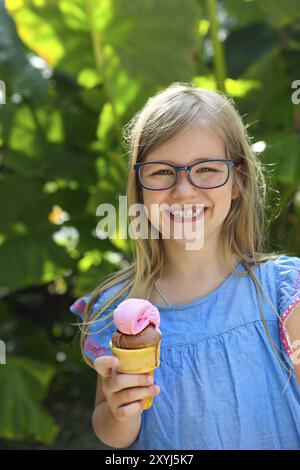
top-left (70, 83), bottom-right (300, 450)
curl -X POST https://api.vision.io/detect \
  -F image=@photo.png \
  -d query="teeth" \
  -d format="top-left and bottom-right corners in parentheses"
top-left (171, 208), bottom-right (203, 218)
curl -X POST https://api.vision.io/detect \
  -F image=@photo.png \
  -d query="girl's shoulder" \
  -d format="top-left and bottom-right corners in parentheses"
top-left (69, 278), bottom-right (130, 320)
top-left (247, 254), bottom-right (300, 316)
top-left (261, 254), bottom-right (300, 312)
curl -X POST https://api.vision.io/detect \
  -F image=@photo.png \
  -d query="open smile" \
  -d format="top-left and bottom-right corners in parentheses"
top-left (166, 207), bottom-right (208, 222)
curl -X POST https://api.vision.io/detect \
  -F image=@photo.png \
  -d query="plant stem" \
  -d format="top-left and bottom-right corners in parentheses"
top-left (206, 0), bottom-right (227, 93)
top-left (85, 0), bottom-right (121, 137)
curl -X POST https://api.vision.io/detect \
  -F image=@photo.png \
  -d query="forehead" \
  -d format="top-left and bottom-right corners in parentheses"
top-left (144, 127), bottom-right (226, 165)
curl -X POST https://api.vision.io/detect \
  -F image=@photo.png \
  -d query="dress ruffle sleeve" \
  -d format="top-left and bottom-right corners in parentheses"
top-left (274, 255), bottom-right (300, 365)
top-left (69, 280), bottom-right (130, 364)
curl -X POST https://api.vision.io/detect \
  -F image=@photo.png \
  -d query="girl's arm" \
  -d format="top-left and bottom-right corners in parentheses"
top-left (91, 356), bottom-right (159, 448)
top-left (92, 398), bottom-right (142, 449)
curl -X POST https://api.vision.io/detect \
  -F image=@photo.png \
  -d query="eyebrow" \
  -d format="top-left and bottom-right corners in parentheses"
top-left (146, 156), bottom-right (227, 164)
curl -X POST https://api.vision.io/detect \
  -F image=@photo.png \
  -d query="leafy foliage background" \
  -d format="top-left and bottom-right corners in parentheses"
top-left (0, 0), bottom-right (299, 449)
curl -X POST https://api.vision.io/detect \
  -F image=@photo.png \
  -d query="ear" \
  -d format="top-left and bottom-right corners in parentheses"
top-left (231, 164), bottom-right (245, 200)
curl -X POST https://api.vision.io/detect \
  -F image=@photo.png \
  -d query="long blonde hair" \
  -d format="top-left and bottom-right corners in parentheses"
top-left (79, 82), bottom-right (293, 384)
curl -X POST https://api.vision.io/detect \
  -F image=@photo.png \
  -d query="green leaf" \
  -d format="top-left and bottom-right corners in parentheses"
top-left (223, 0), bottom-right (300, 28)
top-left (0, 356), bottom-right (59, 444)
top-left (221, 0), bottom-right (266, 28)
top-left (240, 47), bottom-right (293, 130)
top-left (257, 0), bottom-right (300, 27)
top-left (262, 131), bottom-right (300, 184)
top-left (0, 174), bottom-right (87, 259)
top-left (0, 2), bottom-right (49, 103)
top-left (6, 0), bottom-right (94, 80)
top-left (0, 175), bottom-right (48, 232)
top-left (43, 144), bottom-right (98, 186)
top-left (224, 22), bottom-right (277, 78)
top-left (0, 224), bottom-right (73, 292)
top-left (7, 0), bottom-right (199, 116)
top-left (103, 0), bottom-right (199, 84)
top-left (2, 103), bottom-right (43, 157)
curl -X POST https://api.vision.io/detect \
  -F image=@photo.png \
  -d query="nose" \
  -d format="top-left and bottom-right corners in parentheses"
top-left (171, 169), bottom-right (198, 195)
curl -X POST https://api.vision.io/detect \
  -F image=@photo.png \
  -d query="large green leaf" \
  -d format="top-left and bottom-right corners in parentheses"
top-left (239, 47), bottom-right (293, 130)
top-left (7, 0), bottom-right (199, 117)
top-left (224, 22), bottom-right (277, 78)
top-left (224, 0), bottom-right (300, 28)
top-left (0, 356), bottom-right (59, 444)
top-left (257, 0), bottom-right (300, 27)
top-left (0, 174), bottom-right (73, 291)
top-left (0, 2), bottom-right (49, 103)
top-left (2, 92), bottom-right (102, 160)
top-left (262, 131), bottom-right (300, 184)
top-left (8, 0), bottom-right (199, 83)
top-left (0, 229), bottom-right (73, 292)
top-left (1, 103), bottom-right (45, 158)
top-left (0, 175), bottom-right (49, 232)
top-left (221, 0), bottom-right (266, 27)
top-left (5, 0), bottom-right (94, 79)
top-left (104, 0), bottom-right (198, 83)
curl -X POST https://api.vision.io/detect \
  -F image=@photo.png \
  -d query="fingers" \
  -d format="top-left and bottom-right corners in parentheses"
top-left (93, 355), bottom-right (161, 422)
top-left (116, 384), bottom-right (160, 408)
top-left (114, 386), bottom-right (160, 421)
top-left (115, 401), bottom-right (143, 421)
top-left (93, 356), bottom-right (119, 378)
top-left (93, 356), bottom-right (154, 392)
top-left (109, 372), bottom-right (154, 394)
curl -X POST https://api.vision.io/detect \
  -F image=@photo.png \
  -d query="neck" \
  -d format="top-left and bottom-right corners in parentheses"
top-left (160, 233), bottom-right (237, 283)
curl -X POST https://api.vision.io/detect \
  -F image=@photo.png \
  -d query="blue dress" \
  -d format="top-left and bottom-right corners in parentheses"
top-left (69, 255), bottom-right (300, 450)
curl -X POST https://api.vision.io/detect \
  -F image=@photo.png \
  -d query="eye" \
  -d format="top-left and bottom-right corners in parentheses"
top-left (197, 167), bottom-right (217, 173)
top-left (152, 169), bottom-right (172, 175)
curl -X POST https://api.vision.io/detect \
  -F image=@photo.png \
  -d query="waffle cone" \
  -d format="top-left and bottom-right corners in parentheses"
top-left (110, 340), bottom-right (161, 410)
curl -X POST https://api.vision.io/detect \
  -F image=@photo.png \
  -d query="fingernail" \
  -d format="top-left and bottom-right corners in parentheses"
top-left (147, 375), bottom-right (153, 384)
top-left (154, 385), bottom-right (160, 395)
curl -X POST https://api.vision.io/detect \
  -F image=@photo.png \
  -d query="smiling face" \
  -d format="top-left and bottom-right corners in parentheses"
top-left (140, 127), bottom-right (240, 249)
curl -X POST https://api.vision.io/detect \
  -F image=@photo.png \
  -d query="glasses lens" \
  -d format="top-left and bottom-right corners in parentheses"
top-left (139, 163), bottom-right (176, 189)
top-left (190, 161), bottom-right (228, 188)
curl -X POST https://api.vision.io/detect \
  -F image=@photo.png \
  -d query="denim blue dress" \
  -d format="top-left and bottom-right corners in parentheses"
top-left (69, 255), bottom-right (300, 450)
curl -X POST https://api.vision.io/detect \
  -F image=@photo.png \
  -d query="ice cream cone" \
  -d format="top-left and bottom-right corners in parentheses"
top-left (110, 340), bottom-right (161, 410)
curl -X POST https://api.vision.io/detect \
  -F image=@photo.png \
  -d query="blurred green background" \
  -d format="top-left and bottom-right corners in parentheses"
top-left (0, 0), bottom-right (300, 449)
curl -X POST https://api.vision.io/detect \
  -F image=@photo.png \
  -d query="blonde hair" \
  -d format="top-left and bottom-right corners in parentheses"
top-left (79, 82), bottom-right (293, 385)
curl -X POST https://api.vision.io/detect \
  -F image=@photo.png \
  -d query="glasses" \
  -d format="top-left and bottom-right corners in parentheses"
top-left (134, 159), bottom-right (241, 190)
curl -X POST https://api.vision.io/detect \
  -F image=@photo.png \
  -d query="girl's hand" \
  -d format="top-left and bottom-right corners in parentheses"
top-left (93, 355), bottom-right (160, 422)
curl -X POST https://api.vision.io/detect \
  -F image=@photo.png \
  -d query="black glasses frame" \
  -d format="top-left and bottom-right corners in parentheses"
top-left (134, 158), bottom-right (241, 191)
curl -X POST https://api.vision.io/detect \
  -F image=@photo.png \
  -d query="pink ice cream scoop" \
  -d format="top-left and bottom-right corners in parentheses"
top-left (113, 298), bottom-right (161, 335)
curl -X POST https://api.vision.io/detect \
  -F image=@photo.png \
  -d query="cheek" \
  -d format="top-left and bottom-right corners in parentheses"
top-left (142, 191), bottom-right (163, 219)
top-left (209, 187), bottom-right (233, 212)
top-left (142, 191), bottom-right (169, 236)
